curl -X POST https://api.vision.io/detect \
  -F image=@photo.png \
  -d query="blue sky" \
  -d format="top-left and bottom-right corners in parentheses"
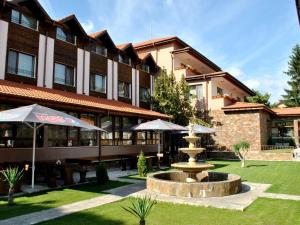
top-left (39, 0), bottom-right (299, 103)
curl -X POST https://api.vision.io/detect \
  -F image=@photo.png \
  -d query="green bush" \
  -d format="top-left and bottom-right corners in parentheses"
top-left (96, 162), bottom-right (109, 185)
top-left (137, 151), bottom-right (148, 177)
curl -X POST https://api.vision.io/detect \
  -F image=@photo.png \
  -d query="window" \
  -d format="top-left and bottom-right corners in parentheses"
top-left (54, 63), bottom-right (75, 86)
top-left (118, 54), bottom-right (132, 66)
top-left (141, 64), bottom-right (150, 73)
top-left (118, 81), bottom-right (131, 98)
top-left (11, 9), bottom-right (38, 30)
top-left (190, 84), bottom-right (203, 100)
top-left (217, 87), bottom-right (223, 96)
top-left (122, 117), bottom-right (136, 145)
top-left (94, 45), bottom-right (107, 57)
top-left (56, 27), bottom-right (75, 44)
top-left (7, 50), bottom-right (35, 78)
top-left (140, 87), bottom-right (150, 102)
top-left (90, 74), bottom-right (106, 93)
top-left (101, 116), bottom-right (113, 145)
top-left (80, 114), bottom-right (97, 146)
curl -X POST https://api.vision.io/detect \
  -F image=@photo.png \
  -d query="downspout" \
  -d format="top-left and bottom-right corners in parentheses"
top-left (43, 32), bottom-right (48, 87)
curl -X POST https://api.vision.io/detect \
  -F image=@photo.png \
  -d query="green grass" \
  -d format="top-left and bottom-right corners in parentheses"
top-left (209, 160), bottom-right (300, 195)
top-left (124, 160), bottom-right (300, 196)
top-left (38, 197), bottom-right (300, 225)
top-left (0, 180), bottom-right (129, 220)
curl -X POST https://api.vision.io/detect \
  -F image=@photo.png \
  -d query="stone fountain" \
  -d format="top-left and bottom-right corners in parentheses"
top-left (147, 123), bottom-right (242, 198)
top-left (171, 123), bottom-right (214, 182)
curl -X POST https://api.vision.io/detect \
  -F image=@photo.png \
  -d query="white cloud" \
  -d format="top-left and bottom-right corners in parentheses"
top-left (226, 66), bottom-right (245, 77)
top-left (244, 79), bottom-right (260, 89)
top-left (81, 20), bottom-right (95, 34)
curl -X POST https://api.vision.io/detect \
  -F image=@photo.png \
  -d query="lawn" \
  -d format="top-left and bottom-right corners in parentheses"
top-left (38, 197), bottom-right (300, 225)
top-left (125, 160), bottom-right (300, 195)
top-left (209, 160), bottom-right (300, 195)
top-left (0, 180), bottom-right (129, 220)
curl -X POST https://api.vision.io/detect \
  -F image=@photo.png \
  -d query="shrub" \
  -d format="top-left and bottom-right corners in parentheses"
top-left (122, 196), bottom-right (157, 225)
top-left (1, 167), bottom-right (23, 205)
top-left (96, 162), bottom-right (109, 185)
top-left (137, 151), bottom-right (148, 177)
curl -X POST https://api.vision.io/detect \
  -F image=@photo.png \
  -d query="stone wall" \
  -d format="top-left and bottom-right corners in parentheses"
top-left (247, 151), bottom-right (293, 161)
top-left (210, 109), bottom-right (269, 151)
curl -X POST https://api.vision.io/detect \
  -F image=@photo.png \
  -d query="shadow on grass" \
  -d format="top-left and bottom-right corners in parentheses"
top-left (0, 180), bottom-right (130, 221)
top-left (246, 165), bottom-right (268, 168)
top-left (38, 207), bottom-right (127, 225)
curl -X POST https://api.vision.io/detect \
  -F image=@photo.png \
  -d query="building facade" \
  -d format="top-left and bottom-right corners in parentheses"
top-left (0, 0), bottom-right (169, 164)
top-left (133, 37), bottom-right (300, 153)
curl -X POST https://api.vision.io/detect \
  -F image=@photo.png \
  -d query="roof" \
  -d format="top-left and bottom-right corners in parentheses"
top-left (272, 107), bottom-right (300, 116)
top-left (133, 36), bottom-right (221, 71)
top-left (186, 71), bottom-right (255, 96)
top-left (57, 14), bottom-right (87, 36)
top-left (89, 29), bottom-right (117, 50)
top-left (117, 43), bottom-right (139, 61)
top-left (222, 102), bottom-right (274, 114)
top-left (0, 80), bottom-right (170, 119)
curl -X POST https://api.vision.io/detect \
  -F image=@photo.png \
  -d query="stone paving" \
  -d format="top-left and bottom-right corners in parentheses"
top-left (1, 169), bottom-right (300, 225)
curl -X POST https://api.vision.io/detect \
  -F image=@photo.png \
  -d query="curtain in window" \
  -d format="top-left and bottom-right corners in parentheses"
top-left (7, 51), bottom-right (17, 74)
top-left (18, 53), bottom-right (34, 77)
top-left (196, 85), bottom-right (203, 100)
top-left (55, 63), bottom-right (66, 84)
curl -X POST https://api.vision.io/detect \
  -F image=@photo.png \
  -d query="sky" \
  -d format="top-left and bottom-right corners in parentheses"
top-left (39, 0), bottom-right (300, 103)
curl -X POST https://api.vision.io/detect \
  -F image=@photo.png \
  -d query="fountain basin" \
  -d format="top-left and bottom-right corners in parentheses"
top-left (147, 171), bottom-right (241, 198)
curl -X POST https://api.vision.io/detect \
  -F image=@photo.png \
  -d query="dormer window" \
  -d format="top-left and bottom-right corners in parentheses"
top-left (56, 27), bottom-right (76, 44)
top-left (118, 54), bottom-right (132, 66)
top-left (94, 45), bottom-right (107, 57)
top-left (141, 64), bottom-right (150, 73)
top-left (11, 9), bottom-right (38, 30)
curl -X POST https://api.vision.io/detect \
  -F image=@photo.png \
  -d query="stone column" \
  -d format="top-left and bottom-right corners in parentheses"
top-left (294, 120), bottom-right (299, 148)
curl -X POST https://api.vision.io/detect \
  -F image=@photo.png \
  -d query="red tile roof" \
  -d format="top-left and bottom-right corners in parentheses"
top-left (222, 102), bottom-right (274, 114)
top-left (0, 80), bottom-right (170, 119)
top-left (272, 107), bottom-right (300, 116)
top-left (133, 36), bottom-right (177, 48)
top-left (89, 30), bottom-right (107, 39)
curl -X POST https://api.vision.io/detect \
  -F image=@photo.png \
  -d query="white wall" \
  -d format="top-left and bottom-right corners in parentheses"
top-left (44, 37), bottom-right (54, 88)
top-left (76, 48), bottom-right (84, 94)
top-left (136, 70), bottom-right (140, 107)
top-left (113, 61), bottom-right (118, 100)
top-left (132, 68), bottom-right (136, 106)
top-left (37, 34), bottom-right (46, 87)
top-left (83, 51), bottom-right (90, 95)
top-left (107, 59), bottom-right (113, 100)
top-left (0, 20), bottom-right (8, 80)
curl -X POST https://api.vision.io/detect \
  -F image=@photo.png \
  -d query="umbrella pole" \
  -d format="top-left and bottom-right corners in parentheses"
top-left (31, 123), bottom-right (36, 189)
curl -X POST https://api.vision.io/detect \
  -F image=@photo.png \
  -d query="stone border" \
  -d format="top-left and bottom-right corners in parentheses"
top-left (147, 171), bottom-right (241, 198)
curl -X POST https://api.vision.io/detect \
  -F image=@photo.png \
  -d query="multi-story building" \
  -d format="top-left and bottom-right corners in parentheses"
top-left (133, 37), bottom-right (254, 111)
top-left (0, 0), bottom-right (168, 164)
top-left (134, 37), bottom-right (300, 158)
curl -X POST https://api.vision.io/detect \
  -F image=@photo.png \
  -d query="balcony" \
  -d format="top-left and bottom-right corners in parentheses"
top-left (211, 94), bottom-right (238, 110)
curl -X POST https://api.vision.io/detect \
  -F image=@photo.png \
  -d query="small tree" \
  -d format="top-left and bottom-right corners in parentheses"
top-left (233, 141), bottom-right (250, 168)
top-left (1, 167), bottom-right (23, 205)
top-left (282, 44), bottom-right (300, 107)
top-left (137, 151), bottom-right (148, 177)
top-left (96, 161), bottom-right (109, 185)
top-left (246, 89), bottom-right (271, 107)
top-left (122, 196), bottom-right (157, 225)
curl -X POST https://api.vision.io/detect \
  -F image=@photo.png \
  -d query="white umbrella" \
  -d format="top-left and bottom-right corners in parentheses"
top-left (0, 104), bottom-right (106, 189)
top-left (181, 124), bottom-right (216, 134)
top-left (134, 119), bottom-right (188, 155)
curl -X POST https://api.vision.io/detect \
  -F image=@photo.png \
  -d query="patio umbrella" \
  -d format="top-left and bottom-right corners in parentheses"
top-left (0, 104), bottom-right (106, 189)
top-left (134, 119), bottom-right (188, 155)
top-left (181, 124), bottom-right (216, 134)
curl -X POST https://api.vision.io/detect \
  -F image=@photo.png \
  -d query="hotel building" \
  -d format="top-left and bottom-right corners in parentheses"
top-left (0, 0), bottom-right (169, 165)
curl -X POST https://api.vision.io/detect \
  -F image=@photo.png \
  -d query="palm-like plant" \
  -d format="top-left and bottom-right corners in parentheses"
top-left (122, 196), bottom-right (157, 225)
top-left (1, 167), bottom-right (23, 205)
top-left (233, 141), bottom-right (250, 168)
